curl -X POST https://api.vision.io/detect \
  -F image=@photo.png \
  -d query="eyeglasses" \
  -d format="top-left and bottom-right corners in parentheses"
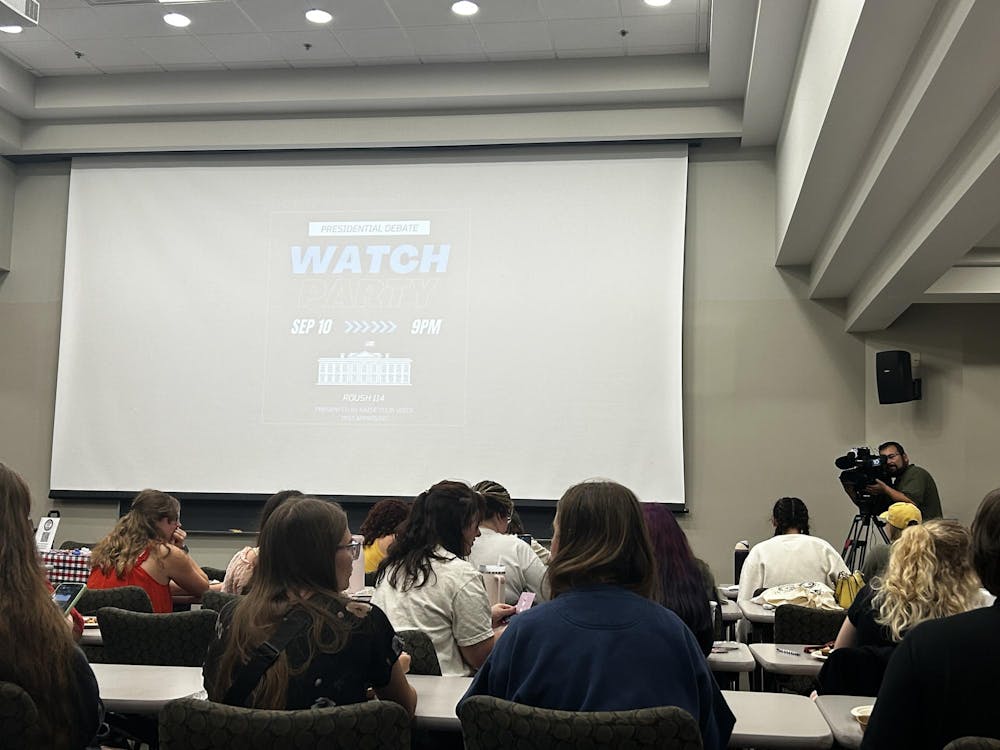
top-left (882, 452), bottom-right (901, 461)
top-left (337, 540), bottom-right (361, 560)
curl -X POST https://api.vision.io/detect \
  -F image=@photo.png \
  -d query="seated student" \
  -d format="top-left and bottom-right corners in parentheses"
top-left (468, 480), bottom-right (547, 605)
top-left (88, 489), bottom-right (214, 612)
top-left (359, 497), bottom-right (410, 575)
top-left (507, 509), bottom-right (550, 565)
top-left (204, 498), bottom-right (416, 714)
top-left (0, 463), bottom-right (100, 749)
top-left (862, 490), bottom-right (1000, 749)
top-left (642, 502), bottom-right (716, 656)
top-left (462, 480), bottom-right (735, 750)
top-left (737, 497), bottom-right (849, 603)
top-left (372, 480), bottom-right (515, 676)
top-left (818, 519), bottom-right (981, 696)
top-left (858, 501), bottom-right (922, 582)
top-left (222, 489), bottom-right (303, 594)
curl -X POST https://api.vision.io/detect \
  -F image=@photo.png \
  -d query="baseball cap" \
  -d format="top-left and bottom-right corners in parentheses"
top-left (878, 502), bottom-right (922, 530)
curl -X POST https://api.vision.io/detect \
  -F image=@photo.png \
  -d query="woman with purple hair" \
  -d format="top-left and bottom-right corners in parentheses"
top-left (642, 503), bottom-right (717, 656)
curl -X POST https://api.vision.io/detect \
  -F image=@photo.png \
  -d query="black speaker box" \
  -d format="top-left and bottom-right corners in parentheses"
top-left (876, 350), bottom-right (921, 404)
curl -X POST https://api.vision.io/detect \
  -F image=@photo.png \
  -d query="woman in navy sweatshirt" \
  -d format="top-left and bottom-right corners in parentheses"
top-left (462, 479), bottom-right (735, 750)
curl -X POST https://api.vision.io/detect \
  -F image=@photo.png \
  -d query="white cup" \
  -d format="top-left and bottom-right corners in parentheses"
top-left (479, 564), bottom-right (506, 606)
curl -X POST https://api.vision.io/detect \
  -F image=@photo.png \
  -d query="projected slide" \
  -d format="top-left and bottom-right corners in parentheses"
top-left (264, 211), bottom-right (469, 425)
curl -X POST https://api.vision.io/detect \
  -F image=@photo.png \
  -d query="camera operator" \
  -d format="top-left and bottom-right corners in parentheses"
top-left (865, 442), bottom-right (942, 520)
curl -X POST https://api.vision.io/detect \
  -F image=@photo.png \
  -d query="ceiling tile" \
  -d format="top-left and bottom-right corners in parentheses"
top-left (91, 5), bottom-right (204, 39)
top-left (385, 0), bottom-right (465, 28)
top-left (0, 25), bottom-right (55, 43)
top-left (319, 0), bottom-right (399, 30)
top-left (334, 27), bottom-right (413, 59)
top-left (621, 12), bottom-right (698, 46)
top-left (36, 7), bottom-right (107, 40)
top-left (197, 33), bottom-right (282, 63)
top-left (67, 37), bottom-right (159, 67)
top-left (471, 0), bottom-right (546, 24)
top-left (548, 18), bottom-right (626, 50)
top-left (405, 25), bottom-right (483, 57)
top-left (265, 30), bottom-right (349, 63)
top-left (486, 50), bottom-right (555, 62)
top-left (163, 3), bottom-right (259, 35)
top-left (475, 21), bottom-right (553, 54)
top-left (38, 0), bottom-right (89, 8)
top-left (620, 0), bottom-right (700, 15)
top-left (0, 39), bottom-right (90, 68)
top-left (158, 61), bottom-right (226, 71)
top-left (130, 35), bottom-right (217, 65)
top-left (540, 0), bottom-right (620, 21)
top-left (232, 0), bottom-right (319, 33)
top-left (94, 64), bottom-right (163, 73)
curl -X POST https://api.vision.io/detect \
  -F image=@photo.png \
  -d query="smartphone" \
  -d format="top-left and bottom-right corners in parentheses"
top-left (517, 534), bottom-right (533, 544)
top-left (501, 591), bottom-right (536, 625)
top-left (52, 582), bottom-right (87, 614)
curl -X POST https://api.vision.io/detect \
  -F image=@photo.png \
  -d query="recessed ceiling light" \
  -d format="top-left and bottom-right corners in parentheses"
top-left (163, 12), bottom-right (191, 27)
top-left (644, 0), bottom-right (672, 6)
top-left (451, 1), bottom-right (479, 17)
top-left (305, 9), bottom-right (333, 24)
top-left (0, 25), bottom-right (23, 34)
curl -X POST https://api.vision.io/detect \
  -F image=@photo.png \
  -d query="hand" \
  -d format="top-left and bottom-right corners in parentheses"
top-left (491, 603), bottom-right (516, 627)
top-left (865, 479), bottom-right (889, 495)
top-left (397, 651), bottom-right (411, 674)
top-left (170, 526), bottom-right (187, 548)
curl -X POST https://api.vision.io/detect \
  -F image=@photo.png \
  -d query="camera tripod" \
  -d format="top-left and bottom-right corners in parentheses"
top-left (842, 512), bottom-right (890, 571)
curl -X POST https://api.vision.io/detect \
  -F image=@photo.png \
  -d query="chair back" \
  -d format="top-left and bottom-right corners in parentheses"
top-left (201, 590), bottom-right (241, 613)
top-left (0, 682), bottom-right (40, 750)
top-left (97, 607), bottom-right (218, 666)
top-left (77, 585), bottom-right (154, 616)
top-left (943, 740), bottom-right (1000, 750)
top-left (59, 540), bottom-right (96, 550)
top-left (458, 696), bottom-right (703, 750)
top-left (159, 696), bottom-right (410, 750)
top-left (395, 629), bottom-right (441, 676)
top-left (201, 566), bottom-right (228, 582)
top-left (773, 603), bottom-right (846, 644)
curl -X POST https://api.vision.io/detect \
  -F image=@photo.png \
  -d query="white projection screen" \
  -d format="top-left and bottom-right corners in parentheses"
top-left (52, 145), bottom-right (688, 503)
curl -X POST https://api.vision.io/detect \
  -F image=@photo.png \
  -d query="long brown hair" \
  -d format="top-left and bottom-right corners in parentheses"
top-left (0, 463), bottom-right (79, 748)
top-left (206, 497), bottom-right (357, 708)
top-left (547, 480), bottom-right (657, 600)
top-left (90, 489), bottom-right (180, 576)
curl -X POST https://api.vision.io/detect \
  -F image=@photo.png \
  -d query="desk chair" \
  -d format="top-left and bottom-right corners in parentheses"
top-left (0, 682), bottom-right (40, 749)
top-left (773, 604), bottom-right (846, 645)
top-left (59, 540), bottom-right (96, 550)
top-left (77, 585), bottom-right (154, 616)
top-left (159, 696), bottom-right (410, 750)
top-left (201, 590), bottom-right (241, 613)
top-left (395, 630), bottom-right (442, 676)
top-left (458, 696), bottom-right (703, 750)
top-left (97, 607), bottom-right (218, 666)
top-left (201, 566), bottom-right (227, 583)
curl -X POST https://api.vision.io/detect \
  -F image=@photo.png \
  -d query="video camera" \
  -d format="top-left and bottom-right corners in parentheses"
top-left (835, 447), bottom-right (889, 513)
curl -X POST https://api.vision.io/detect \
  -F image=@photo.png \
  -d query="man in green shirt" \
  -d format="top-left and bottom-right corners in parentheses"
top-left (866, 441), bottom-right (943, 520)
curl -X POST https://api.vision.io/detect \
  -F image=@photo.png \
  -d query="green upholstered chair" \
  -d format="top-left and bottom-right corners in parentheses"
top-left (943, 740), bottom-right (1000, 750)
top-left (773, 603), bottom-right (846, 645)
top-left (200, 590), bottom-right (241, 613)
top-left (97, 606), bottom-right (218, 666)
top-left (201, 566), bottom-right (228, 583)
top-left (395, 629), bottom-right (441, 676)
top-left (158, 696), bottom-right (410, 750)
top-left (0, 682), bottom-right (40, 750)
top-left (458, 696), bottom-right (703, 750)
top-left (76, 585), bottom-right (154, 616)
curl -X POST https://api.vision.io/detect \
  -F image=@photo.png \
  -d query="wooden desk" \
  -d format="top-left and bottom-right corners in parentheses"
top-left (749, 644), bottom-right (824, 678)
top-left (91, 663), bottom-right (205, 713)
top-left (814, 695), bottom-right (874, 750)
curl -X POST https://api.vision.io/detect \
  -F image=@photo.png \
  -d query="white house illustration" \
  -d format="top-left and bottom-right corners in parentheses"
top-left (317, 352), bottom-right (413, 386)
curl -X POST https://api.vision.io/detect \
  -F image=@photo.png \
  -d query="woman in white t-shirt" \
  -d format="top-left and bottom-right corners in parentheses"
top-left (737, 496), bottom-right (849, 604)
top-left (371, 480), bottom-right (515, 676)
top-left (468, 480), bottom-right (547, 605)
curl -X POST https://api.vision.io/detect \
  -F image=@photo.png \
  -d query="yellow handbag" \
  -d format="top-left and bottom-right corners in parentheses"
top-left (835, 570), bottom-right (865, 608)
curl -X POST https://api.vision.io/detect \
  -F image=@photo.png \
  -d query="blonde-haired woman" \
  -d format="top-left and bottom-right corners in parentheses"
top-left (818, 519), bottom-right (981, 695)
top-left (0, 463), bottom-right (101, 749)
top-left (88, 489), bottom-right (213, 612)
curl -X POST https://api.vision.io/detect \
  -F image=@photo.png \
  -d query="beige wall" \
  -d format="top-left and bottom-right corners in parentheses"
top-left (2, 149), bottom-right (998, 574)
top-left (0, 156), bottom-right (15, 270)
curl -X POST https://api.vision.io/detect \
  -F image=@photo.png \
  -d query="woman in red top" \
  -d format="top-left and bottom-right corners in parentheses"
top-left (88, 489), bottom-right (212, 613)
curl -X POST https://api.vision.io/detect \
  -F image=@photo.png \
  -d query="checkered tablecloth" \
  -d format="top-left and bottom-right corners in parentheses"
top-left (41, 549), bottom-right (92, 585)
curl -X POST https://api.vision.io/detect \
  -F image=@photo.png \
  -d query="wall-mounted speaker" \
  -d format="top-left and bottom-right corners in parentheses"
top-left (876, 350), bottom-right (922, 404)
